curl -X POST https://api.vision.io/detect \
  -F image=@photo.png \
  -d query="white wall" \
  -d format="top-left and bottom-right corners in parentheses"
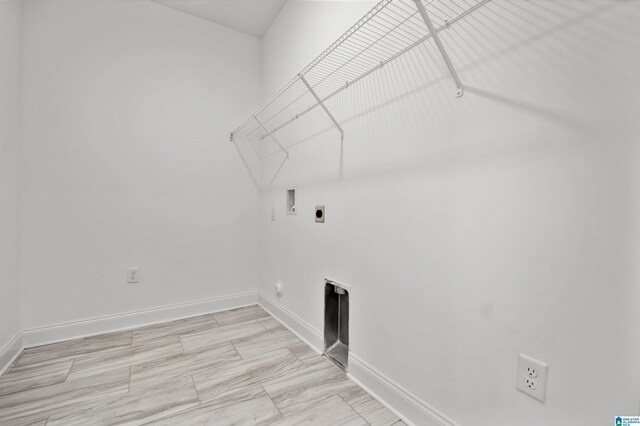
top-left (7, 0), bottom-right (640, 423)
top-left (260, 1), bottom-right (640, 425)
top-left (19, 0), bottom-right (262, 330)
top-left (0, 0), bottom-right (23, 365)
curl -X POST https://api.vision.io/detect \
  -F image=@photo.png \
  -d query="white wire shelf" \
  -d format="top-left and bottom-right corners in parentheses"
top-left (231, 0), bottom-right (490, 189)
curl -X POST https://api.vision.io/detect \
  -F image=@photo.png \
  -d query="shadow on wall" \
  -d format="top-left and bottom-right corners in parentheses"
top-left (247, 0), bottom-right (638, 189)
top-left (258, 2), bottom-right (640, 423)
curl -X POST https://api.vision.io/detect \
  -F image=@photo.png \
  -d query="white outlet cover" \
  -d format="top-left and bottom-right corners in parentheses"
top-left (127, 267), bottom-right (139, 283)
top-left (516, 353), bottom-right (548, 402)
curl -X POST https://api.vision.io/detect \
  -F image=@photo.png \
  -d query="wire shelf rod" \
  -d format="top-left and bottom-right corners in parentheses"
top-left (413, 0), bottom-right (464, 96)
top-left (299, 8), bottom-right (419, 98)
top-left (254, 0), bottom-right (490, 139)
top-left (253, 115), bottom-right (289, 158)
top-left (299, 74), bottom-right (344, 142)
top-left (231, 0), bottom-right (490, 142)
top-left (300, 0), bottom-right (395, 74)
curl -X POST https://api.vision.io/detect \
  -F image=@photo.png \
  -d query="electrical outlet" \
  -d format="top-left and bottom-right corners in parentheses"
top-left (524, 377), bottom-right (537, 390)
top-left (127, 267), bottom-right (139, 283)
top-left (315, 205), bottom-right (325, 223)
top-left (516, 353), bottom-right (548, 402)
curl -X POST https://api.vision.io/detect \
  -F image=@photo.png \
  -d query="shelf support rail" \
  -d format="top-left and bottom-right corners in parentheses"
top-left (254, 114), bottom-right (289, 189)
top-left (413, 0), bottom-right (464, 97)
top-left (253, 115), bottom-right (289, 159)
top-left (299, 73), bottom-right (345, 143)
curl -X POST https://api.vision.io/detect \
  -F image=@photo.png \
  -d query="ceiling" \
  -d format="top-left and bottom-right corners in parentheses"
top-left (154, 0), bottom-right (288, 38)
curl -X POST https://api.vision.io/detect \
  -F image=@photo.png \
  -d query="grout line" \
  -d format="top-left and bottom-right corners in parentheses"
top-left (10, 351), bottom-right (25, 372)
top-left (145, 375), bottom-right (203, 425)
top-left (287, 342), bottom-right (318, 364)
top-left (190, 374), bottom-right (203, 405)
top-left (127, 366), bottom-right (131, 393)
top-left (341, 384), bottom-right (402, 426)
top-left (229, 329), bottom-right (304, 364)
top-left (63, 359), bottom-right (76, 382)
top-left (260, 383), bottom-right (285, 420)
top-left (251, 350), bottom-right (306, 385)
top-left (283, 347), bottom-right (313, 371)
top-left (229, 342), bottom-right (243, 360)
top-left (210, 313), bottom-right (220, 328)
top-left (283, 346), bottom-right (304, 364)
top-left (337, 393), bottom-right (372, 425)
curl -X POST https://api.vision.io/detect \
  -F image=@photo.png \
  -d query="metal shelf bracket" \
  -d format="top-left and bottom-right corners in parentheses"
top-left (253, 115), bottom-right (289, 159)
top-left (413, 0), bottom-right (464, 97)
top-left (299, 73), bottom-right (345, 143)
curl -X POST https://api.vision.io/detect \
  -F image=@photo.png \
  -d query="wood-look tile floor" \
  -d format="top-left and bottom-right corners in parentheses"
top-left (0, 305), bottom-right (406, 426)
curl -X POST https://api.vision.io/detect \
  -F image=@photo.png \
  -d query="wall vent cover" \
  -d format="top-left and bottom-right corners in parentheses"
top-left (324, 279), bottom-right (349, 370)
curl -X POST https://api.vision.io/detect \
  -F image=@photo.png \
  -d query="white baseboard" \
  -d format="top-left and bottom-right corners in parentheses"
top-left (348, 355), bottom-right (460, 426)
top-left (23, 291), bottom-right (259, 348)
top-left (259, 293), bottom-right (323, 352)
top-left (7, 290), bottom-right (458, 426)
top-left (0, 332), bottom-right (23, 376)
top-left (258, 292), bottom-right (458, 426)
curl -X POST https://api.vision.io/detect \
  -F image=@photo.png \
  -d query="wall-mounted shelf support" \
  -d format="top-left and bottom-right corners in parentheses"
top-left (254, 115), bottom-right (289, 159)
top-left (254, 114), bottom-right (289, 188)
top-left (299, 73), bottom-right (344, 143)
top-left (230, 0), bottom-right (490, 190)
top-left (413, 0), bottom-right (464, 97)
top-left (230, 132), bottom-right (261, 190)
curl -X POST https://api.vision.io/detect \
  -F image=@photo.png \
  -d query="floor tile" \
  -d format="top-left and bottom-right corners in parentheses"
top-left (14, 331), bottom-right (132, 368)
top-left (232, 326), bottom-right (302, 359)
top-left (131, 314), bottom-right (218, 347)
top-left (0, 412), bottom-right (48, 426)
top-left (145, 384), bottom-right (282, 426)
top-left (262, 356), bottom-right (358, 416)
top-left (0, 307), bottom-right (397, 426)
top-left (272, 394), bottom-right (367, 426)
top-left (66, 341), bottom-right (183, 381)
top-left (256, 316), bottom-right (283, 330)
top-left (180, 319), bottom-right (265, 353)
top-left (213, 305), bottom-right (270, 326)
top-left (0, 367), bottom-right (129, 425)
top-left (174, 313), bottom-right (219, 328)
top-left (129, 343), bottom-right (241, 393)
top-left (0, 359), bottom-right (73, 397)
top-left (341, 386), bottom-right (399, 426)
top-left (46, 375), bottom-right (198, 426)
top-left (192, 347), bottom-right (303, 402)
top-left (286, 341), bottom-right (320, 363)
